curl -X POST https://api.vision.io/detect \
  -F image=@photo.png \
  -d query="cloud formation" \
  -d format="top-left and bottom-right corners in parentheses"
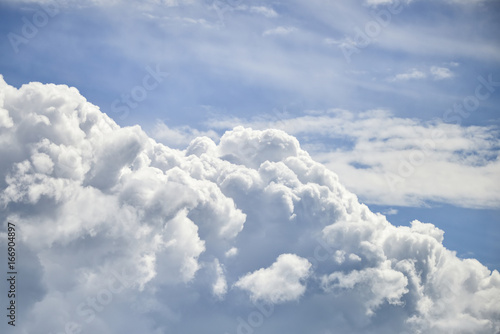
top-left (208, 108), bottom-right (500, 208)
top-left (234, 253), bottom-right (312, 303)
top-left (389, 66), bottom-right (454, 82)
top-left (0, 76), bottom-right (499, 333)
top-left (389, 68), bottom-right (427, 81)
top-left (262, 26), bottom-right (297, 37)
top-left (430, 66), bottom-right (454, 80)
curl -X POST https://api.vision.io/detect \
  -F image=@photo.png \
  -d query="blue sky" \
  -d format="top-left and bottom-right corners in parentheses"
top-left (0, 0), bottom-right (499, 332)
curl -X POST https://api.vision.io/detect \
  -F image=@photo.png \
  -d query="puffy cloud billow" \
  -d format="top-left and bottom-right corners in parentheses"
top-left (0, 75), bottom-right (499, 334)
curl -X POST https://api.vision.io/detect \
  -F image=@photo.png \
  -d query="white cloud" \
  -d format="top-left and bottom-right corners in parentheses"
top-left (389, 68), bottom-right (427, 81)
top-left (263, 26), bottom-right (297, 37)
top-left (389, 66), bottom-right (453, 82)
top-left (383, 208), bottom-right (398, 215)
top-left (4, 0), bottom-right (195, 6)
top-left (430, 66), bottom-right (454, 80)
top-left (443, 0), bottom-right (488, 4)
top-left (365, 0), bottom-right (405, 5)
top-left (225, 247), bottom-right (238, 258)
top-left (248, 6), bottom-right (278, 18)
top-left (144, 14), bottom-right (216, 28)
top-left (321, 260), bottom-right (409, 315)
top-left (0, 76), bottom-right (499, 333)
top-left (212, 258), bottom-right (228, 299)
top-left (234, 254), bottom-right (311, 303)
top-left (322, 218), bottom-right (500, 332)
top-left (365, 0), bottom-right (485, 6)
top-left (0, 107), bottom-right (14, 128)
top-left (208, 109), bottom-right (500, 208)
top-left (323, 37), bottom-right (341, 46)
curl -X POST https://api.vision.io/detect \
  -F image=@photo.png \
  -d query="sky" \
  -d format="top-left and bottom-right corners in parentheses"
top-left (0, 0), bottom-right (499, 333)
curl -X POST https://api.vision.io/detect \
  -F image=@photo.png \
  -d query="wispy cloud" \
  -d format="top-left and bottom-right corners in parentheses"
top-left (262, 26), bottom-right (297, 37)
top-left (430, 66), bottom-right (454, 80)
top-left (389, 68), bottom-right (427, 81)
top-left (383, 208), bottom-right (399, 215)
top-left (389, 66), bottom-right (455, 82)
top-left (247, 5), bottom-right (278, 18)
top-left (364, 0), bottom-right (412, 6)
top-left (365, 0), bottom-right (488, 6)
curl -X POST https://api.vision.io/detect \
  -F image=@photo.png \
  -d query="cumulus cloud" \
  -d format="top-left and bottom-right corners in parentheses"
top-left (0, 76), bottom-right (499, 333)
top-left (208, 109), bottom-right (500, 208)
top-left (321, 260), bottom-right (409, 316)
top-left (234, 253), bottom-right (311, 303)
